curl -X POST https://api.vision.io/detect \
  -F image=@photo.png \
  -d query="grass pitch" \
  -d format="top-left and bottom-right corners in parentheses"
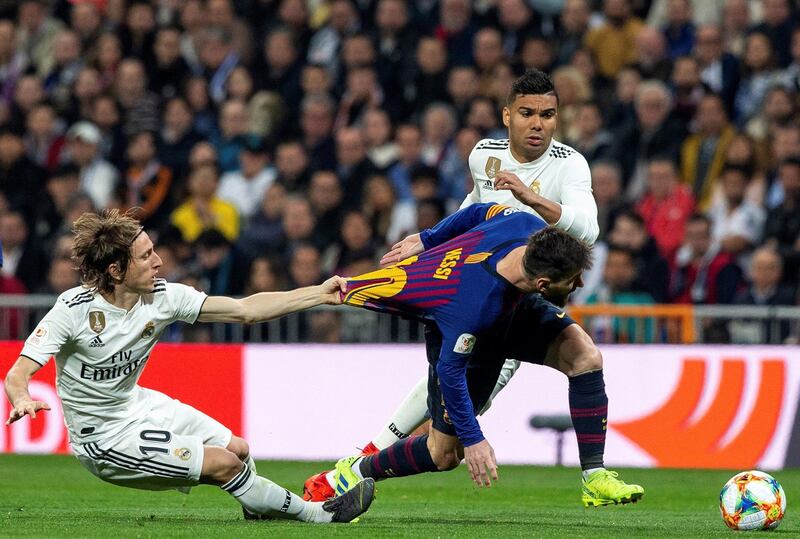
top-left (1, 455), bottom-right (797, 538)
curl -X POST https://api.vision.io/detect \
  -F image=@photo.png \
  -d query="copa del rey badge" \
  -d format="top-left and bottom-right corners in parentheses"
top-left (454, 333), bottom-right (476, 354)
top-left (485, 157), bottom-right (501, 179)
top-left (89, 311), bottom-right (106, 333)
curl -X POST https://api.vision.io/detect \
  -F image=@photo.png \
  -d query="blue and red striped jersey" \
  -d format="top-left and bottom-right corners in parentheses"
top-left (342, 203), bottom-right (548, 446)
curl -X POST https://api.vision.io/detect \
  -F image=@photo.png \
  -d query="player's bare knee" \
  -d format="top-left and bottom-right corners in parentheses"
top-left (227, 436), bottom-right (249, 461)
top-left (434, 452), bottom-right (461, 471)
top-left (201, 447), bottom-right (244, 484)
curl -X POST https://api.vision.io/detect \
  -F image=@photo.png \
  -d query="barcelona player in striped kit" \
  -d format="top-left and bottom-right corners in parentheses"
top-left (325, 201), bottom-right (643, 507)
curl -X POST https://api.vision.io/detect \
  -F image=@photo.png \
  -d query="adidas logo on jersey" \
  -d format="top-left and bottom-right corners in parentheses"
top-left (88, 335), bottom-right (105, 348)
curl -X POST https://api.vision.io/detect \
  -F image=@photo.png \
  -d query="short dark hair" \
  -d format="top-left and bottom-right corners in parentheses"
top-left (507, 69), bottom-right (557, 105)
top-left (523, 227), bottom-right (592, 282)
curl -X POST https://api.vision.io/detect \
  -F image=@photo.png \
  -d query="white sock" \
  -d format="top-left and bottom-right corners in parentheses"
top-left (583, 467), bottom-right (605, 480)
top-left (371, 375), bottom-right (429, 450)
top-left (244, 455), bottom-right (257, 473)
top-left (222, 467), bottom-right (332, 522)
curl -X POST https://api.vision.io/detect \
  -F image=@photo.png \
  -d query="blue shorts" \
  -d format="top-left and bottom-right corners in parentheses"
top-left (497, 293), bottom-right (576, 365)
top-left (424, 294), bottom-right (575, 437)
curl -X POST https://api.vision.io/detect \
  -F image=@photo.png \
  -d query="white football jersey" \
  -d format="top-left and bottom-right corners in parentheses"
top-left (461, 138), bottom-right (599, 244)
top-left (21, 280), bottom-right (207, 444)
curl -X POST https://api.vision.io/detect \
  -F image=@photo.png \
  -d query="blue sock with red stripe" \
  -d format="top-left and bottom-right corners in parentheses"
top-left (569, 370), bottom-right (607, 471)
top-left (358, 435), bottom-right (438, 479)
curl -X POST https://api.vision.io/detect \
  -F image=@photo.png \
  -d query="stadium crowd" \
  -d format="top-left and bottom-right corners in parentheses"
top-left (0, 0), bottom-right (798, 343)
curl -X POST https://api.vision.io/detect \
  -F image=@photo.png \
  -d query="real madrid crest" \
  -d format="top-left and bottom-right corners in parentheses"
top-left (485, 156), bottom-right (501, 179)
top-left (88, 311), bottom-right (106, 333)
top-left (141, 321), bottom-right (155, 339)
top-left (530, 179), bottom-right (541, 194)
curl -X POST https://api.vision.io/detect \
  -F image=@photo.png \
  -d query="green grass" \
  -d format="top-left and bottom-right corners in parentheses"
top-left (0, 455), bottom-right (797, 538)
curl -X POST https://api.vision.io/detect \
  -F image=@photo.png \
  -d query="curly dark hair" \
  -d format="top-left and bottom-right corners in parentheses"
top-left (72, 209), bottom-right (143, 293)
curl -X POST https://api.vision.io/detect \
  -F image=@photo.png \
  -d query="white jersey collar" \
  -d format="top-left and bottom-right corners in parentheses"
top-left (505, 139), bottom-right (555, 168)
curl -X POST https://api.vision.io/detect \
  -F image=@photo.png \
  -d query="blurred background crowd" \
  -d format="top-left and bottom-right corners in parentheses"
top-left (0, 0), bottom-right (798, 342)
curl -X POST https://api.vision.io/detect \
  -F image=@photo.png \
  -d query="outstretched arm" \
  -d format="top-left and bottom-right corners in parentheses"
top-left (5, 356), bottom-right (50, 425)
top-left (197, 276), bottom-right (347, 324)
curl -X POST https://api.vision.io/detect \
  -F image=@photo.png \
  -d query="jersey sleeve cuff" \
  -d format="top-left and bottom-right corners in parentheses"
top-left (19, 353), bottom-right (47, 367)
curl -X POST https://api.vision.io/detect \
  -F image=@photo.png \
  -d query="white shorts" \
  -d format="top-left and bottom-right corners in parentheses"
top-left (72, 389), bottom-right (232, 491)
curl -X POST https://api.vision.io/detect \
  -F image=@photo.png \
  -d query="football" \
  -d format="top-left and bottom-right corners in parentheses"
top-left (719, 470), bottom-right (786, 531)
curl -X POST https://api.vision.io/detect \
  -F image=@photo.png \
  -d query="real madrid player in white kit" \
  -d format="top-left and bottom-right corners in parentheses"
top-left (4, 210), bottom-right (374, 523)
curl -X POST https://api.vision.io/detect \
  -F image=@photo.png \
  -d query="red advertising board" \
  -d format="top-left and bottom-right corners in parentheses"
top-left (0, 342), bottom-right (243, 454)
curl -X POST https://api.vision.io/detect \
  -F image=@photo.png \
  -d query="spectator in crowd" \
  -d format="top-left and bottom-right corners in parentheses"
top-left (117, 130), bottom-right (173, 230)
top-left (632, 25), bottom-right (672, 81)
top-left (751, 0), bottom-right (795, 68)
top-left (585, 244), bottom-right (656, 343)
top-left (608, 209), bottom-right (670, 302)
top-left (65, 120), bottom-right (118, 210)
top-left (764, 124), bottom-right (800, 208)
top-left (763, 157), bottom-right (800, 284)
top-left (610, 79), bottom-right (686, 198)
top-left (731, 246), bottom-right (797, 343)
top-left (0, 209), bottom-right (47, 293)
top-left (571, 101), bottom-right (614, 165)
top-left (662, 0), bottom-right (695, 59)
top-left (197, 25), bottom-right (240, 106)
top-left (217, 134), bottom-right (276, 222)
top-left (39, 254), bottom-right (80, 295)
top-left (361, 174), bottom-right (415, 248)
top-left (244, 256), bottom-right (282, 295)
top-left (670, 213), bottom-right (742, 304)
top-left (708, 163), bottom-right (766, 258)
top-left (24, 102), bottom-right (66, 172)
top-left (387, 123), bottom-right (423, 203)
top-left (44, 29), bottom-right (83, 112)
top-left (16, 0), bottom-right (64, 79)
top-left (158, 96), bottom-right (204, 185)
top-left (407, 36), bottom-right (449, 115)
top-left (680, 93), bottom-right (737, 210)
top-left (0, 126), bottom-right (45, 227)
top-left (591, 160), bottom-right (626, 241)
top-left (744, 85), bottom-right (796, 146)
top-left (212, 98), bottom-right (249, 173)
top-left (307, 169), bottom-right (344, 252)
top-left (584, 0), bottom-right (644, 79)
top-left (331, 210), bottom-right (377, 275)
top-left (148, 25), bottom-right (191, 100)
top-left (336, 126), bottom-right (376, 209)
top-left (446, 66), bottom-right (480, 120)
top-left (170, 161), bottom-right (239, 242)
top-left (193, 228), bottom-right (248, 296)
top-left (670, 55), bottom-right (707, 124)
top-left (299, 92), bottom-right (337, 172)
top-left (274, 139), bottom-right (311, 192)
top-left (722, 132), bottom-right (768, 206)
top-left (8, 74), bottom-right (45, 133)
top-left (238, 181), bottom-right (287, 259)
top-left (363, 107), bottom-right (397, 171)
top-left (782, 26), bottom-right (800, 92)
top-left (636, 157), bottom-right (696, 260)
top-left (112, 57), bottom-right (160, 136)
top-left (733, 32), bottom-right (783, 125)
top-left (307, 0), bottom-right (360, 79)
top-left (693, 23), bottom-right (740, 113)
top-left (36, 163), bottom-right (81, 244)
top-left (556, 0), bottom-right (592, 66)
